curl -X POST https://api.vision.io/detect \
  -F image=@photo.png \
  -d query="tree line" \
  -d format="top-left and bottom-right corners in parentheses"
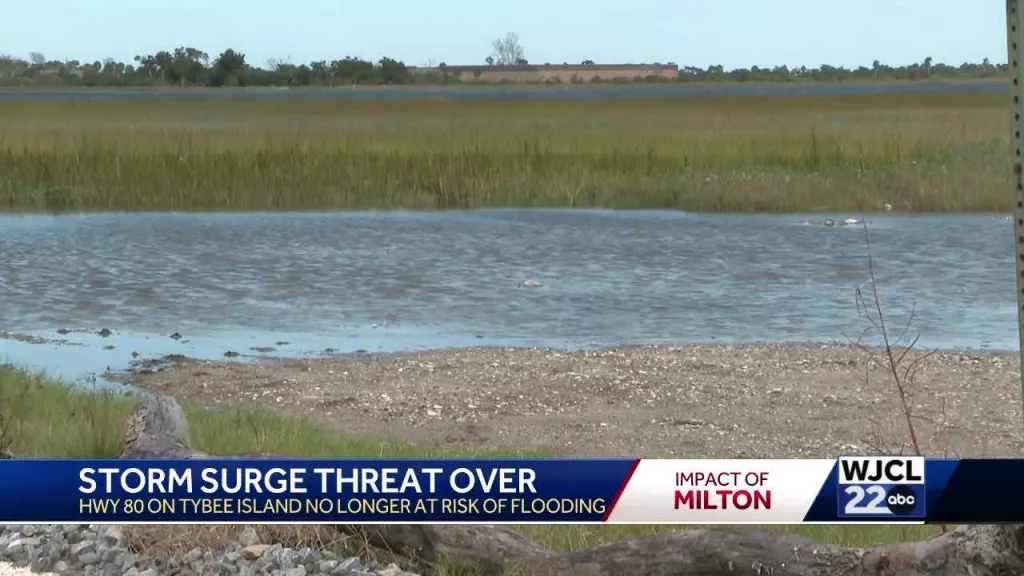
top-left (0, 46), bottom-right (1010, 88)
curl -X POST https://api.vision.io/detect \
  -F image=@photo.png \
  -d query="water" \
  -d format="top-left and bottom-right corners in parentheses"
top-left (0, 210), bottom-right (1017, 385)
top-left (0, 80), bottom-right (1007, 101)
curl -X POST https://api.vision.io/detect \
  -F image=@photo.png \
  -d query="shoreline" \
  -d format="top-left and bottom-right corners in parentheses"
top-left (106, 342), bottom-right (1024, 460)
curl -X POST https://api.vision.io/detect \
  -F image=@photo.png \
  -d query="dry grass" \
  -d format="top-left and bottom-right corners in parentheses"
top-left (0, 92), bottom-right (1009, 212)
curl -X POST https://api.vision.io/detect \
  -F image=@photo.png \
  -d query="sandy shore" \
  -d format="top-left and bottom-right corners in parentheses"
top-left (109, 343), bottom-right (1024, 459)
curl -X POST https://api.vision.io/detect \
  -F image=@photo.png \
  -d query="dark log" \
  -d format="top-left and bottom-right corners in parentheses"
top-left (120, 394), bottom-right (1024, 575)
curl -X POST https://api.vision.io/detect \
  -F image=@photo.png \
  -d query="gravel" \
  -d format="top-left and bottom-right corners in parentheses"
top-left (113, 343), bottom-right (1024, 458)
top-left (0, 525), bottom-right (418, 576)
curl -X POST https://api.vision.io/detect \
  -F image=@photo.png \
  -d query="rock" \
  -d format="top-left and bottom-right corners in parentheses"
top-left (122, 568), bottom-right (140, 576)
top-left (101, 546), bottom-right (121, 563)
top-left (376, 563), bottom-right (404, 576)
top-left (241, 544), bottom-right (270, 560)
top-left (30, 555), bottom-right (53, 572)
top-left (336, 558), bottom-right (362, 571)
top-left (19, 526), bottom-right (42, 537)
top-left (239, 526), bottom-right (261, 547)
top-left (283, 567), bottom-right (307, 576)
top-left (100, 527), bottom-right (126, 547)
top-left (79, 551), bottom-right (101, 565)
top-left (71, 540), bottom-right (96, 556)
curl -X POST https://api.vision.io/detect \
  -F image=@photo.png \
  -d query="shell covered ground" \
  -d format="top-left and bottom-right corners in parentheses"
top-left (110, 343), bottom-right (1024, 459)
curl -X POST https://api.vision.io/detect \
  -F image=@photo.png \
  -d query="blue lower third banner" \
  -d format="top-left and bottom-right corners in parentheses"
top-left (1, 459), bottom-right (638, 523)
top-left (0, 457), bottom-right (1020, 523)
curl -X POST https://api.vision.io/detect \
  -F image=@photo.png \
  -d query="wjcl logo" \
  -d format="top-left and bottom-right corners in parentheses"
top-left (836, 456), bottom-right (926, 518)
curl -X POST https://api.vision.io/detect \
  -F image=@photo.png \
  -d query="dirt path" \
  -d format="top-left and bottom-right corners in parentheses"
top-left (110, 343), bottom-right (1024, 459)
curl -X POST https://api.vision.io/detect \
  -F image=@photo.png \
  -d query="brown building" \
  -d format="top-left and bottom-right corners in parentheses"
top-left (431, 63), bottom-right (679, 83)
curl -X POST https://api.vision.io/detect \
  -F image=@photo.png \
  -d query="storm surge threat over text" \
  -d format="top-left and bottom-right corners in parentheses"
top-left (78, 466), bottom-right (539, 496)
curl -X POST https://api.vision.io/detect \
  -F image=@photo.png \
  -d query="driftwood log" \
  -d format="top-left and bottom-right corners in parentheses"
top-left (120, 394), bottom-right (1024, 575)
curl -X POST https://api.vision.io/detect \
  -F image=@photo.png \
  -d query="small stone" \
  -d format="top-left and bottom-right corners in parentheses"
top-left (333, 557), bottom-right (362, 569)
top-left (79, 551), bottom-right (101, 565)
top-left (139, 570), bottom-right (158, 576)
top-left (238, 526), bottom-right (261, 547)
top-left (118, 552), bottom-right (136, 569)
top-left (319, 560), bottom-right (339, 573)
top-left (31, 555), bottom-right (53, 572)
top-left (278, 548), bottom-right (298, 568)
top-left (184, 547), bottom-right (203, 563)
top-left (100, 547), bottom-right (121, 563)
top-left (376, 563), bottom-right (403, 576)
top-left (101, 527), bottom-right (126, 547)
top-left (239, 568), bottom-right (256, 576)
top-left (241, 544), bottom-right (270, 560)
top-left (19, 526), bottom-right (42, 537)
top-left (54, 561), bottom-right (70, 572)
top-left (122, 568), bottom-right (139, 576)
top-left (283, 567), bottom-right (307, 576)
top-left (226, 551), bottom-right (241, 562)
top-left (71, 540), bottom-right (96, 555)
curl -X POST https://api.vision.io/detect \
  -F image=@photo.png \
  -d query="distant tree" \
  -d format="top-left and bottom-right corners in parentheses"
top-left (376, 57), bottom-right (408, 84)
top-left (330, 56), bottom-right (375, 84)
top-left (485, 56), bottom-right (494, 66)
top-left (490, 33), bottom-right (524, 66)
top-left (208, 48), bottom-right (247, 86)
top-left (29, 52), bottom-right (45, 67)
top-left (582, 59), bottom-right (595, 66)
top-left (310, 60), bottom-right (330, 84)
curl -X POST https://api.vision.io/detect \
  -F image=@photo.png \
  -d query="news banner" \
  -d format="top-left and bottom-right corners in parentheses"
top-left (0, 456), bottom-right (1017, 523)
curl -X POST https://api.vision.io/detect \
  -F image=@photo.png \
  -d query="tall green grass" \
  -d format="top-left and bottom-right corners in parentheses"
top-left (0, 92), bottom-right (1010, 212)
top-left (0, 363), bottom-right (939, 557)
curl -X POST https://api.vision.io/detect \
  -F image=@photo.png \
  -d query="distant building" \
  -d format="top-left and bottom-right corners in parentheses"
top-left (422, 63), bottom-right (679, 83)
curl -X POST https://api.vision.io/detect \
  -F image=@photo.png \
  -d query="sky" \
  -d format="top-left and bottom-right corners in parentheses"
top-left (1, 0), bottom-right (1009, 70)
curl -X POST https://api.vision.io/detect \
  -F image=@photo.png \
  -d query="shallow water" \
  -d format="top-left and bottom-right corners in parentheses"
top-left (0, 210), bottom-right (1017, 384)
top-left (0, 80), bottom-right (1006, 101)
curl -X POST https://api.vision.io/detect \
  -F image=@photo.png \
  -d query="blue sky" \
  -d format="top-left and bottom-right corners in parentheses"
top-left (3, 0), bottom-right (1008, 69)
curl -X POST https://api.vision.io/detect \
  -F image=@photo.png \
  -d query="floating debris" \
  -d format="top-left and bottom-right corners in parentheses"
top-left (250, 346), bottom-right (276, 353)
top-left (170, 332), bottom-right (183, 340)
top-left (97, 328), bottom-right (113, 338)
top-left (223, 350), bottom-right (240, 358)
top-left (822, 218), bottom-right (861, 227)
top-left (523, 279), bottom-right (542, 288)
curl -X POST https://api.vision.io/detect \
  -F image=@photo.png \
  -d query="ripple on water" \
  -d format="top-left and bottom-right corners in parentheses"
top-left (0, 210), bottom-right (1017, 384)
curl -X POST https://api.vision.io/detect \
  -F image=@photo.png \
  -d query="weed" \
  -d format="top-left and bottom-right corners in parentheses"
top-left (0, 93), bottom-right (1009, 213)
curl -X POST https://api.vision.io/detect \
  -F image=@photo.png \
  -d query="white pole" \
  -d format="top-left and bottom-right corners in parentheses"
top-left (1007, 0), bottom-right (1024, 429)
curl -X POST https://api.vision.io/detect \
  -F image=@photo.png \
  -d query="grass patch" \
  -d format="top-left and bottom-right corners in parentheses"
top-left (0, 92), bottom-right (1010, 213)
top-left (0, 364), bottom-right (941, 571)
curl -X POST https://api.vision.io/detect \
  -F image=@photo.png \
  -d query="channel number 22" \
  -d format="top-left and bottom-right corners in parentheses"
top-left (843, 485), bottom-right (888, 514)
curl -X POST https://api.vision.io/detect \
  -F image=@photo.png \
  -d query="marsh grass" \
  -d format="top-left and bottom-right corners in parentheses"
top-left (0, 363), bottom-right (940, 574)
top-left (0, 92), bottom-right (1010, 212)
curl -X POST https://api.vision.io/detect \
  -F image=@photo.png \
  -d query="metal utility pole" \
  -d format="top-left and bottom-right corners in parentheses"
top-left (1008, 0), bottom-right (1024, 431)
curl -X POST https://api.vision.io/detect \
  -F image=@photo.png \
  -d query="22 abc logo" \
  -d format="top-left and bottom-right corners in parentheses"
top-left (837, 456), bottom-right (925, 518)
top-left (843, 484), bottom-right (917, 515)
